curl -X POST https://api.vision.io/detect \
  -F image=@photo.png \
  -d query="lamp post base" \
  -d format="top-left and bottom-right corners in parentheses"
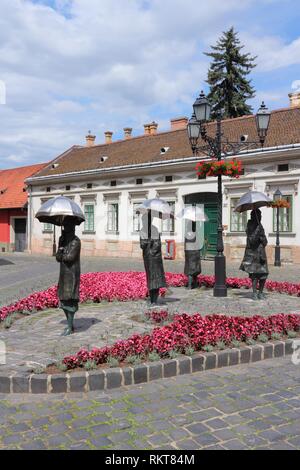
top-left (213, 254), bottom-right (227, 297)
top-left (274, 245), bottom-right (281, 267)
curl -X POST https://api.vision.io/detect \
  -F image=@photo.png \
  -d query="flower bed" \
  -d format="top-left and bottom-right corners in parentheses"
top-left (62, 313), bottom-right (300, 370)
top-left (2, 271), bottom-right (300, 323)
top-left (195, 159), bottom-right (242, 178)
top-left (0, 272), bottom-right (185, 322)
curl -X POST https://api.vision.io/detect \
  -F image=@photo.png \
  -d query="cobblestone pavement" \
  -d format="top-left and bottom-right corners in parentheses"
top-left (1, 253), bottom-right (300, 308)
top-left (1, 286), bottom-right (300, 375)
top-left (0, 357), bottom-right (299, 450)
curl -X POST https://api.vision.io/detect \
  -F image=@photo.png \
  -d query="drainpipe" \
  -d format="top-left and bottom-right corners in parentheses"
top-left (27, 185), bottom-right (32, 253)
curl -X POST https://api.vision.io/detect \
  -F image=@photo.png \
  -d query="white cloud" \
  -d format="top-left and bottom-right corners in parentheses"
top-left (241, 34), bottom-right (300, 72)
top-left (254, 89), bottom-right (289, 109)
top-left (0, 0), bottom-right (299, 168)
top-left (292, 80), bottom-right (300, 92)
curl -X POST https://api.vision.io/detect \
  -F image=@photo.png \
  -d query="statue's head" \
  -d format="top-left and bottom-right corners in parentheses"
top-left (140, 211), bottom-right (159, 239)
top-left (62, 218), bottom-right (76, 234)
top-left (141, 210), bottom-right (154, 226)
top-left (251, 208), bottom-right (262, 223)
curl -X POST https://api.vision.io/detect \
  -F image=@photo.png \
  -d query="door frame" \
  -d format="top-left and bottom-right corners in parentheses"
top-left (10, 216), bottom-right (27, 252)
top-left (184, 192), bottom-right (218, 258)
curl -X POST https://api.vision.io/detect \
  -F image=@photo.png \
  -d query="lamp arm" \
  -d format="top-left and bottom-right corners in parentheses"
top-left (193, 138), bottom-right (265, 159)
top-left (199, 131), bottom-right (220, 158)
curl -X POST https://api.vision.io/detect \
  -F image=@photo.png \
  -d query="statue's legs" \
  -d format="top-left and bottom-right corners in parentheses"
top-left (62, 311), bottom-right (75, 336)
top-left (187, 274), bottom-right (198, 290)
top-left (192, 274), bottom-right (198, 289)
top-left (252, 278), bottom-right (259, 300)
top-left (60, 301), bottom-right (77, 336)
top-left (61, 309), bottom-right (69, 335)
top-left (187, 275), bottom-right (193, 289)
top-left (150, 288), bottom-right (159, 306)
top-left (258, 279), bottom-right (267, 300)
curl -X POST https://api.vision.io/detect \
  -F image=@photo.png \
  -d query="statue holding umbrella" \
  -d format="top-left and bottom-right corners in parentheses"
top-left (35, 196), bottom-right (85, 335)
top-left (136, 198), bottom-right (171, 306)
top-left (177, 205), bottom-right (208, 289)
top-left (235, 191), bottom-right (272, 300)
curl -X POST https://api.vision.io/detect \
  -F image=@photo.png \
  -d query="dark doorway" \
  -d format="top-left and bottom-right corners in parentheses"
top-left (184, 193), bottom-right (218, 258)
top-left (14, 218), bottom-right (27, 252)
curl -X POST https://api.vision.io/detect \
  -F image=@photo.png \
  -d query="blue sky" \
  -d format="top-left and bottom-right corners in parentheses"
top-left (0, 0), bottom-right (300, 169)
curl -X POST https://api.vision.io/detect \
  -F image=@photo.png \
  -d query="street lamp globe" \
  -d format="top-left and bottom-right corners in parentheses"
top-left (256, 102), bottom-right (271, 145)
top-left (274, 188), bottom-right (282, 202)
top-left (187, 113), bottom-right (201, 151)
top-left (193, 91), bottom-right (211, 123)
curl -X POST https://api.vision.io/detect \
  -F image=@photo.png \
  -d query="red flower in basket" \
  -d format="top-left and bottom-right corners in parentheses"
top-left (271, 199), bottom-right (291, 209)
top-left (195, 159), bottom-right (243, 179)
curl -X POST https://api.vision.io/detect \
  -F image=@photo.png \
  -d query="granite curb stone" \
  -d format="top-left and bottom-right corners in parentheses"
top-left (0, 340), bottom-right (295, 394)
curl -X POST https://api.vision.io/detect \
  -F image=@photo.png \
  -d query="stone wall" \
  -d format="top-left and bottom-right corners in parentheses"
top-left (31, 237), bottom-right (300, 264)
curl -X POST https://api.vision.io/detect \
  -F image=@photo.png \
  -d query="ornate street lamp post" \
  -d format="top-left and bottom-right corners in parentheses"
top-left (187, 93), bottom-right (271, 297)
top-left (274, 188), bottom-right (282, 267)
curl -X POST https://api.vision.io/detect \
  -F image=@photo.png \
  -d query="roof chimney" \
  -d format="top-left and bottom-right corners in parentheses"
top-left (149, 121), bottom-right (158, 135)
top-left (86, 131), bottom-right (96, 147)
top-left (289, 92), bottom-right (300, 108)
top-left (144, 123), bottom-right (151, 135)
top-left (104, 131), bottom-right (113, 144)
top-left (124, 127), bottom-right (133, 139)
top-left (170, 116), bottom-right (188, 131)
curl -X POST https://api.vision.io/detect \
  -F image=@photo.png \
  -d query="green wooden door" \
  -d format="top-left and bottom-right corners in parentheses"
top-left (204, 204), bottom-right (218, 257)
top-left (184, 193), bottom-right (218, 259)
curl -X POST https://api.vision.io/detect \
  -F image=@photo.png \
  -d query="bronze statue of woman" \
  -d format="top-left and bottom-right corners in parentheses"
top-left (140, 212), bottom-right (166, 306)
top-left (56, 218), bottom-right (81, 335)
top-left (240, 208), bottom-right (269, 300)
top-left (184, 220), bottom-right (201, 289)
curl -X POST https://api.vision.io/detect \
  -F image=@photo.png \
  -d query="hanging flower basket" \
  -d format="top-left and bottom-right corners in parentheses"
top-left (270, 199), bottom-right (291, 209)
top-left (195, 159), bottom-right (243, 179)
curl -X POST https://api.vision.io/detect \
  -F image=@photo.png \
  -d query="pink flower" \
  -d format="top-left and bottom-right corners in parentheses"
top-left (1, 271), bottom-right (300, 325)
top-left (62, 312), bottom-right (300, 369)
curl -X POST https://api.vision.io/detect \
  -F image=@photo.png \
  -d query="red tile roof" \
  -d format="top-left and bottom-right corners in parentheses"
top-left (32, 107), bottom-right (300, 179)
top-left (0, 163), bottom-right (47, 209)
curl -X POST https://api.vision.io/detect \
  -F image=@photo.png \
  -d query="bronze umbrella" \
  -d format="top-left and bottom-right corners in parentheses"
top-left (234, 191), bottom-right (272, 213)
top-left (35, 196), bottom-right (85, 226)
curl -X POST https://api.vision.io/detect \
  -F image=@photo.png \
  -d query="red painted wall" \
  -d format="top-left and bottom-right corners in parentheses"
top-left (0, 209), bottom-right (27, 243)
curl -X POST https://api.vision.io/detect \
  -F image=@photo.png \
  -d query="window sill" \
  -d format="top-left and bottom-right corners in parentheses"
top-left (105, 231), bottom-right (119, 235)
top-left (42, 230), bottom-right (53, 234)
top-left (268, 232), bottom-right (296, 237)
top-left (82, 231), bottom-right (96, 235)
top-left (226, 232), bottom-right (246, 236)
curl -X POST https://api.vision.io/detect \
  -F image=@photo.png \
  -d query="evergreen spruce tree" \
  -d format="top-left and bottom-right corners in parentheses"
top-left (205, 27), bottom-right (256, 119)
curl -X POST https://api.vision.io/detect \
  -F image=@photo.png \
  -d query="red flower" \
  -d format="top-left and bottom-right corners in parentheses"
top-left (195, 159), bottom-right (243, 179)
top-left (2, 272), bottom-right (300, 324)
top-left (62, 312), bottom-right (300, 369)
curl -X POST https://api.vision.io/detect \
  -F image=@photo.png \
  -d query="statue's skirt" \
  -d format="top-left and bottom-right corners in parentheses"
top-left (184, 250), bottom-right (201, 277)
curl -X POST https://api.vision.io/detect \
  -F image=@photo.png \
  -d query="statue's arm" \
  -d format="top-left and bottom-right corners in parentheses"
top-left (140, 238), bottom-right (148, 250)
top-left (62, 239), bottom-right (81, 263)
top-left (246, 223), bottom-right (254, 245)
top-left (247, 223), bottom-right (261, 247)
top-left (55, 237), bottom-right (64, 262)
top-left (259, 225), bottom-right (268, 246)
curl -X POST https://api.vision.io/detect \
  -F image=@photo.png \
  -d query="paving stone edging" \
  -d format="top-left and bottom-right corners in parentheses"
top-left (0, 340), bottom-right (295, 394)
